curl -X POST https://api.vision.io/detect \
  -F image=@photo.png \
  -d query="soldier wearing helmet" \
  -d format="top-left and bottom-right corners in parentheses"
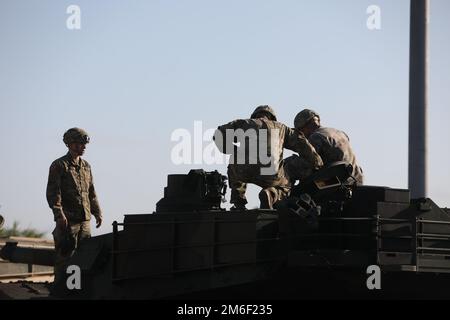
top-left (214, 106), bottom-right (323, 210)
top-left (285, 109), bottom-right (364, 185)
top-left (46, 128), bottom-right (103, 288)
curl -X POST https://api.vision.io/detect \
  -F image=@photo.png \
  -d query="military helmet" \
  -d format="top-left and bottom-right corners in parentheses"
top-left (63, 128), bottom-right (90, 145)
top-left (294, 109), bottom-right (320, 130)
top-left (251, 105), bottom-right (277, 121)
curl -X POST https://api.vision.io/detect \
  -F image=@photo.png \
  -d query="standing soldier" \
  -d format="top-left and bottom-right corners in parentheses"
top-left (285, 109), bottom-right (364, 185)
top-left (215, 106), bottom-right (323, 210)
top-left (46, 128), bottom-right (102, 287)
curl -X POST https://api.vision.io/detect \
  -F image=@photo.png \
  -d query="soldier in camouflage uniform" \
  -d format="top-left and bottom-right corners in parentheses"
top-left (46, 128), bottom-right (103, 286)
top-left (215, 106), bottom-right (323, 210)
top-left (284, 109), bottom-right (364, 185)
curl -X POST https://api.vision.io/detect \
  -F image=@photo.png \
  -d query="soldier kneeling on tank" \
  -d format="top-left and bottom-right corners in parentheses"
top-left (214, 106), bottom-right (323, 210)
top-left (284, 109), bottom-right (364, 186)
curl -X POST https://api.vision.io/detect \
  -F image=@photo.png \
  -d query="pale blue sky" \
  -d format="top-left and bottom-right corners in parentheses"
top-left (0, 0), bottom-right (449, 237)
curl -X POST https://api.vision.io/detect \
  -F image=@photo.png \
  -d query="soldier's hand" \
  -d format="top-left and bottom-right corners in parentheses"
top-left (95, 216), bottom-right (103, 228)
top-left (56, 215), bottom-right (68, 230)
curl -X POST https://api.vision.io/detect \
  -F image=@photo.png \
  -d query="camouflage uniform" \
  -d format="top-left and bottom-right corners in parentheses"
top-left (309, 127), bottom-right (364, 184)
top-left (285, 110), bottom-right (364, 185)
top-left (46, 129), bottom-right (102, 284)
top-left (216, 106), bottom-right (323, 209)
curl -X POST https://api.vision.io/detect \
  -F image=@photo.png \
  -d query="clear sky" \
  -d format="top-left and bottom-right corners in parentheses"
top-left (1, 0), bottom-right (449, 237)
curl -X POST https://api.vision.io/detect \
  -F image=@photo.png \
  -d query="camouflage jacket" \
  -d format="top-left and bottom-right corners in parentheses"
top-left (46, 152), bottom-right (102, 222)
top-left (308, 127), bottom-right (364, 184)
top-left (215, 118), bottom-right (323, 185)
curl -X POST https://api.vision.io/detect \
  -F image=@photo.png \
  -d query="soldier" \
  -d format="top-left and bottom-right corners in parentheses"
top-left (285, 109), bottom-right (364, 185)
top-left (46, 128), bottom-right (103, 287)
top-left (215, 106), bottom-right (323, 210)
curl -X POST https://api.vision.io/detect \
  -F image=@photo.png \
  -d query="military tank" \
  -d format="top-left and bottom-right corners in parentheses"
top-left (2, 164), bottom-right (450, 299)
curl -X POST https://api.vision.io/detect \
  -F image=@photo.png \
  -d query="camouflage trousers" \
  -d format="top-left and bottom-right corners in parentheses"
top-left (227, 165), bottom-right (291, 209)
top-left (284, 154), bottom-right (365, 186)
top-left (283, 155), bottom-right (316, 183)
top-left (52, 220), bottom-right (91, 285)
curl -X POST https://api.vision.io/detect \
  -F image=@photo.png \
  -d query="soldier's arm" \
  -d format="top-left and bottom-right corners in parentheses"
top-left (284, 127), bottom-right (323, 169)
top-left (46, 161), bottom-right (64, 221)
top-left (88, 166), bottom-right (102, 219)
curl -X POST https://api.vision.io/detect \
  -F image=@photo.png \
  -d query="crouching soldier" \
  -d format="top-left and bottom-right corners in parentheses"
top-left (284, 109), bottom-right (364, 185)
top-left (214, 106), bottom-right (323, 210)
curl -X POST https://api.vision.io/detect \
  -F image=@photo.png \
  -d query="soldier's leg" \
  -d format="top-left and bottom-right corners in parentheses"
top-left (227, 165), bottom-right (248, 207)
top-left (64, 221), bottom-right (91, 254)
top-left (68, 222), bottom-right (81, 250)
top-left (52, 227), bottom-right (68, 286)
top-left (259, 188), bottom-right (274, 209)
